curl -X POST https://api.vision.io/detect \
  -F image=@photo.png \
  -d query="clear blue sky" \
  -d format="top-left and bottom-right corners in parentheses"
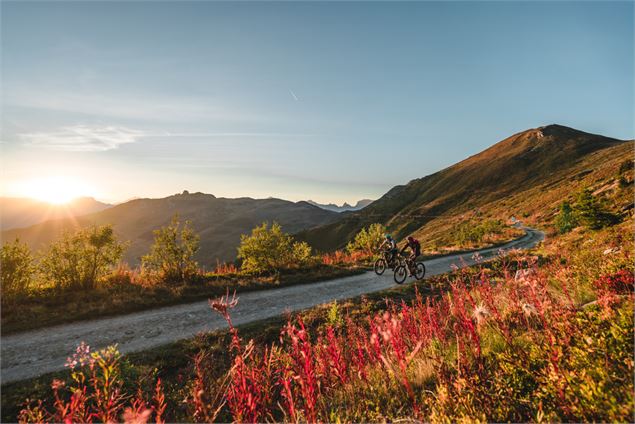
top-left (1, 1), bottom-right (633, 204)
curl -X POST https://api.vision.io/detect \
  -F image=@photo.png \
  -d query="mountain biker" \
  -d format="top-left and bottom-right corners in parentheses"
top-left (379, 234), bottom-right (398, 263)
top-left (401, 236), bottom-right (421, 261)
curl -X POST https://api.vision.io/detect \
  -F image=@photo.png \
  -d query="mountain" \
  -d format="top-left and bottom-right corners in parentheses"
top-left (0, 197), bottom-right (112, 230)
top-left (306, 199), bottom-right (374, 213)
top-left (299, 124), bottom-right (633, 251)
top-left (1, 192), bottom-right (340, 266)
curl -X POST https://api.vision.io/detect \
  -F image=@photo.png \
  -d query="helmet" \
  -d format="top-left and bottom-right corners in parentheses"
top-left (407, 236), bottom-right (415, 243)
top-left (385, 234), bottom-right (392, 240)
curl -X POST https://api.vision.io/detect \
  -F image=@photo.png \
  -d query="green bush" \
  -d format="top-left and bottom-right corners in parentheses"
top-left (572, 189), bottom-right (619, 230)
top-left (1, 238), bottom-right (35, 300)
top-left (41, 224), bottom-right (125, 291)
top-left (555, 201), bottom-right (578, 234)
top-left (346, 223), bottom-right (386, 255)
top-left (237, 222), bottom-right (313, 274)
top-left (141, 215), bottom-right (200, 283)
top-left (456, 219), bottom-right (504, 246)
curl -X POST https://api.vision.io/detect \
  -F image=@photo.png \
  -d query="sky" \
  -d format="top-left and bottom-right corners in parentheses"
top-left (1, 1), bottom-right (633, 205)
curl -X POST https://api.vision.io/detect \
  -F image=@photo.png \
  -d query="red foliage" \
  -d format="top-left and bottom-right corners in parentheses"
top-left (593, 269), bottom-right (634, 295)
top-left (214, 260), bottom-right (238, 275)
top-left (321, 249), bottom-right (369, 266)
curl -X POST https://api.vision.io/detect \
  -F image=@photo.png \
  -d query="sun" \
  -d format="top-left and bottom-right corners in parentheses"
top-left (17, 176), bottom-right (96, 205)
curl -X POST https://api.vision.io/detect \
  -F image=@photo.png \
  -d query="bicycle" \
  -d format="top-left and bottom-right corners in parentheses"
top-left (393, 256), bottom-right (426, 284)
top-left (373, 248), bottom-right (402, 275)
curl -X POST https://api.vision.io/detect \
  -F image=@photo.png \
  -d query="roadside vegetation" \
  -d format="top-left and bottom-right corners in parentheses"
top-left (1, 217), bottom-right (369, 334)
top-left (2, 207), bottom-right (527, 334)
top-left (6, 218), bottom-right (633, 423)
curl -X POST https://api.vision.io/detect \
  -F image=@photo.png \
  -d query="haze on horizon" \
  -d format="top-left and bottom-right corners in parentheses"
top-left (1, 1), bottom-right (633, 205)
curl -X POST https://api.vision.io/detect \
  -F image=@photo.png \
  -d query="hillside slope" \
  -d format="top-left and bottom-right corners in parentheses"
top-left (0, 197), bottom-right (112, 230)
top-left (1, 192), bottom-right (340, 266)
top-left (300, 124), bottom-right (632, 251)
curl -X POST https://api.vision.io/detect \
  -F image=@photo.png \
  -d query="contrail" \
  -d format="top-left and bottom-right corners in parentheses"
top-left (289, 89), bottom-right (299, 101)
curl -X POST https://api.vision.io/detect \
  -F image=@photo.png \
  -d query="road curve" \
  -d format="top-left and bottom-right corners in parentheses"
top-left (1, 228), bottom-right (544, 384)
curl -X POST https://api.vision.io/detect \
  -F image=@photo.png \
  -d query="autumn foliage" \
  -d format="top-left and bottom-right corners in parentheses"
top-left (18, 243), bottom-right (634, 423)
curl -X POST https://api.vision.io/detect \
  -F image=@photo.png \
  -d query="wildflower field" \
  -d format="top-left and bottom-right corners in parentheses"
top-left (7, 221), bottom-right (633, 423)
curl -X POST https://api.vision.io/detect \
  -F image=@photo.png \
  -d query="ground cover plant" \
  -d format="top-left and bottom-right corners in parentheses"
top-left (9, 220), bottom-right (633, 423)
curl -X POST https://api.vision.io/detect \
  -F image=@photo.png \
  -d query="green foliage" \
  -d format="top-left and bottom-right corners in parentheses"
top-left (346, 223), bottom-right (386, 255)
top-left (555, 201), bottom-right (578, 234)
top-left (456, 219), bottom-right (504, 246)
top-left (237, 222), bottom-right (313, 274)
top-left (572, 189), bottom-right (619, 230)
top-left (41, 225), bottom-right (125, 291)
top-left (327, 301), bottom-right (343, 327)
top-left (292, 239), bottom-right (313, 265)
top-left (1, 238), bottom-right (35, 300)
top-left (141, 215), bottom-right (200, 283)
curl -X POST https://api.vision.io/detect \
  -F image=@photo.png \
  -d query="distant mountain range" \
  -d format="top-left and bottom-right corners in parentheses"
top-left (1, 192), bottom-right (339, 266)
top-left (306, 199), bottom-right (374, 213)
top-left (0, 197), bottom-right (112, 231)
top-left (298, 124), bottom-right (633, 251)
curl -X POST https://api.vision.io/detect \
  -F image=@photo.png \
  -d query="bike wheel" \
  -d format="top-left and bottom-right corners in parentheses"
top-left (394, 265), bottom-right (408, 284)
top-left (414, 262), bottom-right (426, 280)
top-left (374, 258), bottom-right (387, 275)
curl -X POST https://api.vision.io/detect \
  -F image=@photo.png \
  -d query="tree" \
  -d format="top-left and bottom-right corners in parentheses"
top-left (141, 215), bottom-right (200, 283)
top-left (41, 225), bottom-right (125, 291)
top-left (555, 201), bottom-right (578, 234)
top-left (572, 189), bottom-right (618, 230)
top-left (1, 238), bottom-right (35, 299)
top-left (346, 223), bottom-right (386, 255)
top-left (237, 222), bottom-right (312, 274)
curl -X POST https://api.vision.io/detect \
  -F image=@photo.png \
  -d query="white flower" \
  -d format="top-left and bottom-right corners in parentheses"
top-left (514, 269), bottom-right (535, 282)
top-left (472, 303), bottom-right (490, 325)
top-left (522, 302), bottom-right (538, 317)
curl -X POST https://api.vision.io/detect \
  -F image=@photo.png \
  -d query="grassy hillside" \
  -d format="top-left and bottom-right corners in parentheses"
top-left (1, 192), bottom-right (340, 266)
top-left (299, 124), bottom-right (632, 251)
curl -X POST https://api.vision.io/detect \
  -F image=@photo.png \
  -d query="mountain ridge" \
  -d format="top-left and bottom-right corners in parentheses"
top-left (297, 124), bottom-right (631, 251)
top-left (306, 199), bottom-right (374, 213)
top-left (1, 192), bottom-right (340, 266)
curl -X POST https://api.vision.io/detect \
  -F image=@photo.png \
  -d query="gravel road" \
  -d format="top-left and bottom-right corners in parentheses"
top-left (1, 228), bottom-right (543, 384)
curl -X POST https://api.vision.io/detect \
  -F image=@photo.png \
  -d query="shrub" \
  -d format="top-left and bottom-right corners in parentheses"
top-left (346, 223), bottom-right (386, 255)
top-left (572, 189), bottom-right (619, 230)
top-left (593, 269), bottom-right (634, 295)
top-left (555, 201), bottom-right (578, 233)
top-left (40, 224), bottom-right (125, 291)
top-left (1, 238), bottom-right (35, 300)
top-left (292, 239), bottom-right (313, 265)
top-left (141, 215), bottom-right (200, 283)
top-left (456, 219), bottom-right (505, 246)
top-left (237, 222), bottom-right (313, 274)
top-left (618, 159), bottom-right (632, 175)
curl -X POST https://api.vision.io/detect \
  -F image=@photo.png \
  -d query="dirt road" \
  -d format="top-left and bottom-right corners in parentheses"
top-left (1, 228), bottom-right (543, 384)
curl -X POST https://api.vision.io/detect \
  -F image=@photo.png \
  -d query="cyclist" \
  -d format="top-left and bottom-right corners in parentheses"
top-left (400, 236), bottom-right (421, 275)
top-left (379, 234), bottom-right (398, 263)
